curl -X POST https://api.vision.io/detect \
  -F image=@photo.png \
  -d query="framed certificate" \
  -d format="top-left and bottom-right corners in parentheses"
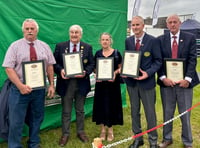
top-left (22, 60), bottom-right (46, 89)
top-left (96, 57), bottom-right (114, 81)
top-left (164, 58), bottom-right (185, 81)
top-left (63, 52), bottom-right (84, 77)
top-left (121, 51), bottom-right (141, 77)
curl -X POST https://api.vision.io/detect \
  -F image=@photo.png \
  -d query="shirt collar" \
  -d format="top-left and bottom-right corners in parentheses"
top-left (135, 32), bottom-right (145, 42)
top-left (170, 31), bottom-right (180, 39)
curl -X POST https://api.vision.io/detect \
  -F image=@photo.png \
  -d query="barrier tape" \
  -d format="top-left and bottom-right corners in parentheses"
top-left (93, 102), bottom-right (200, 148)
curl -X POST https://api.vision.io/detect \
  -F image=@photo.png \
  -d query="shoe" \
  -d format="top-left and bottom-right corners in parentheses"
top-left (59, 136), bottom-right (69, 147)
top-left (129, 140), bottom-right (144, 148)
top-left (107, 132), bottom-right (114, 142)
top-left (158, 140), bottom-right (172, 148)
top-left (77, 132), bottom-right (89, 143)
top-left (184, 146), bottom-right (192, 148)
top-left (100, 131), bottom-right (106, 141)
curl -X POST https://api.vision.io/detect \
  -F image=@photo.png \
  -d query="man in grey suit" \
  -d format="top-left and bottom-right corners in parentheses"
top-left (125, 16), bottom-right (162, 148)
top-left (157, 14), bottom-right (200, 148)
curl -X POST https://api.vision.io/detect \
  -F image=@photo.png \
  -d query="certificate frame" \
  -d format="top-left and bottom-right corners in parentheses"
top-left (63, 52), bottom-right (84, 77)
top-left (22, 60), bottom-right (46, 90)
top-left (120, 50), bottom-right (141, 78)
top-left (164, 58), bottom-right (185, 81)
top-left (96, 57), bottom-right (114, 81)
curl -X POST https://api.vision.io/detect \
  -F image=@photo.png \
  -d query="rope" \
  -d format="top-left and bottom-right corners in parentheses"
top-left (93, 102), bottom-right (200, 148)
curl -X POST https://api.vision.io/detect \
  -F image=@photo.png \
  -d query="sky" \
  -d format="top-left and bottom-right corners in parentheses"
top-left (128, 0), bottom-right (200, 22)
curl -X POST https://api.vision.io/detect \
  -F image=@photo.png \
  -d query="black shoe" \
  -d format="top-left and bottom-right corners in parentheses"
top-left (129, 140), bottom-right (144, 148)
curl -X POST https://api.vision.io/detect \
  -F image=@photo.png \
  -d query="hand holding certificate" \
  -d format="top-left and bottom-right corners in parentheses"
top-left (96, 57), bottom-right (114, 81)
top-left (165, 58), bottom-right (185, 82)
top-left (121, 51), bottom-right (141, 77)
top-left (22, 60), bottom-right (46, 89)
top-left (63, 52), bottom-right (84, 77)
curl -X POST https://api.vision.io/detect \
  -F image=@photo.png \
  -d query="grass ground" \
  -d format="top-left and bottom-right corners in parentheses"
top-left (0, 59), bottom-right (199, 148)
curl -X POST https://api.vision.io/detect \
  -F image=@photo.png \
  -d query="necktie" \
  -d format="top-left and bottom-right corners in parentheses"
top-left (73, 44), bottom-right (77, 52)
top-left (29, 43), bottom-right (37, 61)
top-left (172, 36), bottom-right (178, 59)
top-left (135, 39), bottom-right (140, 51)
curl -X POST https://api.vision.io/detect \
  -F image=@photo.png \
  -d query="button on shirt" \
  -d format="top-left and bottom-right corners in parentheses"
top-left (2, 38), bottom-right (56, 81)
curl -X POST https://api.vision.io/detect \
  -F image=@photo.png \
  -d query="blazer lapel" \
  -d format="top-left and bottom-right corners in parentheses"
top-left (164, 33), bottom-right (172, 57)
top-left (140, 34), bottom-right (148, 51)
top-left (64, 41), bottom-right (70, 53)
top-left (130, 36), bottom-right (136, 51)
top-left (178, 32), bottom-right (185, 58)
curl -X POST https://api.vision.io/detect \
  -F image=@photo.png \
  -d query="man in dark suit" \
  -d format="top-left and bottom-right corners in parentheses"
top-left (53, 24), bottom-right (95, 146)
top-left (157, 14), bottom-right (200, 148)
top-left (124, 16), bottom-right (162, 148)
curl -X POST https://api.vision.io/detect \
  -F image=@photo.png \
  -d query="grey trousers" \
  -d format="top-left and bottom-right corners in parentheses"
top-left (127, 84), bottom-right (158, 145)
top-left (160, 85), bottom-right (193, 146)
top-left (61, 79), bottom-right (85, 136)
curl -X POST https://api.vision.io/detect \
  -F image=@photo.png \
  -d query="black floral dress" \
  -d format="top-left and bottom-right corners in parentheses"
top-left (92, 49), bottom-right (123, 127)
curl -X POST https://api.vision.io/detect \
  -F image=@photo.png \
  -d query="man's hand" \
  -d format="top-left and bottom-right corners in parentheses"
top-left (135, 69), bottom-right (148, 80)
top-left (18, 84), bottom-right (32, 94)
top-left (61, 69), bottom-right (69, 79)
top-left (162, 78), bottom-right (176, 87)
top-left (176, 79), bottom-right (190, 88)
top-left (47, 85), bottom-right (55, 98)
top-left (75, 71), bottom-right (86, 78)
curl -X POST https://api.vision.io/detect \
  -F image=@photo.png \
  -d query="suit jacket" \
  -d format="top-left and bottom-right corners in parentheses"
top-left (53, 41), bottom-right (95, 97)
top-left (157, 31), bottom-right (200, 88)
top-left (125, 33), bottom-right (162, 89)
top-left (0, 79), bottom-right (12, 140)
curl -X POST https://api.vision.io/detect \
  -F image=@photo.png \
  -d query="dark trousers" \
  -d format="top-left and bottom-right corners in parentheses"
top-left (61, 79), bottom-right (85, 136)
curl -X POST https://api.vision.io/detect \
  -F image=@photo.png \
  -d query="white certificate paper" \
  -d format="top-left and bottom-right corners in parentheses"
top-left (22, 60), bottom-right (46, 89)
top-left (121, 51), bottom-right (141, 77)
top-left (165, 59), bottom-right (185, 82)
top-left (63, 52), bottom-right (83, 77)
top-left (96, 57), bottom-right (114, 80)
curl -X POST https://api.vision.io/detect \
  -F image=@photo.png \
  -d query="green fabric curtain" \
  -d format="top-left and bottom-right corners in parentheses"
top-left (0, 0), bottom-right (128, 143)
top-left (0, 0), bottom-right (127, 87)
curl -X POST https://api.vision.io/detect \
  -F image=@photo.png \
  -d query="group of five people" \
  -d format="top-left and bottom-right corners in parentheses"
top-left (2, 14), bottom-right (199, 148)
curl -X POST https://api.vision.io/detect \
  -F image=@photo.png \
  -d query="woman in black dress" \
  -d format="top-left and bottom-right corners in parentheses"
top-left (92, 32), bottom-right (123, 142)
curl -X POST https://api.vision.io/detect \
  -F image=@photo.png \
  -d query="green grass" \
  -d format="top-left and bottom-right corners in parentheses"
top-left (0, 58), bottom-right (200, 148)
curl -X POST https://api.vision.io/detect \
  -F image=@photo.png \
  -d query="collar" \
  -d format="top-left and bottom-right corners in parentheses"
top-left (135, 32), bottom-right (145, 42)
top-left (170, 31), bottom-right (180, 39)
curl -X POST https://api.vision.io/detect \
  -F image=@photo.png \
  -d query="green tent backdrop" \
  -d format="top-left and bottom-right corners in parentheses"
top-left (0, 0), bottom-right (128, 143)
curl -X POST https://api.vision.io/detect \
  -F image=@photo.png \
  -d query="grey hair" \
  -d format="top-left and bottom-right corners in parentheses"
top-left (69, 24), bottom-right (83, 35)
top-left (132, 16), bottom-right (144, 24)
top-left (22, 18), bottom-right (39, 32)
top-left (99, 32), bottom-right (113, 45)
top-left (166, 14), bottom-right (181, 23)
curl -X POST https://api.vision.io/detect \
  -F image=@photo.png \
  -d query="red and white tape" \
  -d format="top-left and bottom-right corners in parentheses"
top-left (95, 102), bottom-right (200, 148)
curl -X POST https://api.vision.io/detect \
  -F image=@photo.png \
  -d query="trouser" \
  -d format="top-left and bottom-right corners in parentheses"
top-left (61, 79), bottom-right (85, 136)
top-left (127, 85), bottom-right (158, 145)
top-left (160, 86), bottom-right (193, 146)
top-left (8, 84), bottom-right (45, 148)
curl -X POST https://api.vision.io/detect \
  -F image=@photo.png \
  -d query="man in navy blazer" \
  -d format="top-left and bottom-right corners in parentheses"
top-left (125, 16), bottom-right (162, 148)
top-left (53, 25), bottom-right (94, 146)
top-left (157, 14), bottom-right (200, 148)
